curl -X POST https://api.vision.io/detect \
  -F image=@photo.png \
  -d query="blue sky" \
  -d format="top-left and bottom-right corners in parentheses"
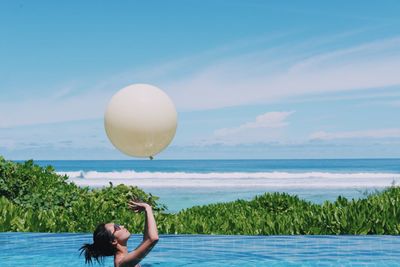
top-left (1, 0), bottom-right (400, 159)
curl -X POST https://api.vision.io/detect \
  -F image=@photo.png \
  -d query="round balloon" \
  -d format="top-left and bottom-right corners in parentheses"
top-left (104, 84), bottom-right (177, 158)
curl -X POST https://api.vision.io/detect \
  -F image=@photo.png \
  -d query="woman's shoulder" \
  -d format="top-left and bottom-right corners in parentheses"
top-left (114, 257), bottom-right (141, 267)
top-left (115, 263), bottom-right (141, 267)
top-left (114, 255), bottom-right (124, 267)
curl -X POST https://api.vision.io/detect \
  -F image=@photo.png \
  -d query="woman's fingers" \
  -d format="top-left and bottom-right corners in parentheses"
top-left (129, 201), bottom-right (147, 208)
top-left (128, 202), bottom-right (145, 213)
top-left (128, 198), bottom-right (151, 213)
top-left (129, 198), bottom-right (143, 203)
top-left (128, 202), bottom-right (141, 207)
top-left (129, 202), bottom-right (142, 207)
top-left (128, 204), bottom-right (140, 210)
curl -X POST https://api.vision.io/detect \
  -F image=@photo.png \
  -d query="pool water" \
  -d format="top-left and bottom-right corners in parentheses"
top-left (146, 187), bottom-right (375, 213)
top-left (1, 233), bottom-right (399, 266)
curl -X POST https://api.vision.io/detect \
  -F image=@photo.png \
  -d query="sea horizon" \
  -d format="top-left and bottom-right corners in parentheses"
top-left (14, 157), bottom-right (400, 160)
top-left (20, 158), bottom-right (400, 213)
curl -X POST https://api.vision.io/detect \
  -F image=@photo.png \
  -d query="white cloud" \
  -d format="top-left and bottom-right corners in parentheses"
top-left (2, 34), bottom-right (400, 127)
top-left (310, 128), bottom-right (400, 140)
top-left (0, 119), bottom-right (110, 151)
top-left (199, 111), bottom-right (294, 145)
top-left (0, 138), bottom-right (16, 150)
top-left (215, 111), bottom-right (294, 136)
top-left (390, 100), bottom-right (400, 107)
top-left (0, 87), bottom-right (114, 128)
top-left (166, 37), bottom-right (400, 110)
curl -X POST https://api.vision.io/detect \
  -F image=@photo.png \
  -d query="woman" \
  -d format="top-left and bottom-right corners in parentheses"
top-left (80, 199), bottom-right (159, 267)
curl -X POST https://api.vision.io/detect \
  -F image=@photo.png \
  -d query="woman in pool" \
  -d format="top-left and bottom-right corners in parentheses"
top-left (80, 199), bottom-right (159, 267)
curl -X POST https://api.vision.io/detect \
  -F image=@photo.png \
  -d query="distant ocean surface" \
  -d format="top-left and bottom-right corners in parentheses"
top-left (32, 159), bottom-right (400, 213)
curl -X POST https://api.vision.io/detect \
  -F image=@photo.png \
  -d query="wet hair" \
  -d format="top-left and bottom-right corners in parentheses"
top-left (79, 223), bottom-right (117, 264)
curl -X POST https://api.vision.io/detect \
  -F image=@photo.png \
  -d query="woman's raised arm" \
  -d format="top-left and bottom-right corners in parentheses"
top-left (118, 201), bottom-right (159, 267)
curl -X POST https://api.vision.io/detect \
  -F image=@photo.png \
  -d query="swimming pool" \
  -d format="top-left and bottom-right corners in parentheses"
top-left (1, 233), bottom-right (399, 266)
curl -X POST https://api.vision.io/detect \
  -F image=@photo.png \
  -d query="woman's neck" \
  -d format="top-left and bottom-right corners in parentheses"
top-left (114, 243), bottom-right (129, 266)
top-left (116, 242), bottom-right (128, 254)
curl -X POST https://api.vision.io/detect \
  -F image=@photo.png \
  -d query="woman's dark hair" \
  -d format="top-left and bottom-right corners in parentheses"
top-left (79, 223), bottom-right (117, 264)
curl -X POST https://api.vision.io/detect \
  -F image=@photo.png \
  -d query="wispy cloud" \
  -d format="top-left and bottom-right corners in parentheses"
top-left (0, 87), bottom-right (114, 128)
top-left (0, 119), bottom-right (109, 150)
top-left (371, 99), bottom-right (400, 108)
top-left (2, 33), bottom-right (400, 127)
top-left (215, 111), bottom-right (294, 136)
top-left (0, 138), bottom-right (16, 150)
top-left (166, 37), bottom-right (400, 110)
top-left (198, 111), bottom-right (294, 145)
top-left (310, 128), bottom-right (400, 140)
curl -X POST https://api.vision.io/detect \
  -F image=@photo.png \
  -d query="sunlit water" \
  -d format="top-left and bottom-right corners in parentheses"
top-left (29, 159), bottom-right (400, 213)
top-left (1, 233), bottom-right (400, 266)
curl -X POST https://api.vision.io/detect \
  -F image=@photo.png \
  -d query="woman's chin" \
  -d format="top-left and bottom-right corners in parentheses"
top-left (126, 232), bottom-right (131, 239)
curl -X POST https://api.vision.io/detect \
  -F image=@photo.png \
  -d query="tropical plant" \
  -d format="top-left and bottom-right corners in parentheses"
top-left (1, 156), bottom-right (400, 235)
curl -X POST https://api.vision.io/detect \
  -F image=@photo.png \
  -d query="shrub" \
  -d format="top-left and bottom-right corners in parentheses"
top-left (1, 156), bottom-right (400, 235)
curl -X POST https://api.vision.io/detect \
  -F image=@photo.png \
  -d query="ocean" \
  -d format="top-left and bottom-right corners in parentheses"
top-left (33, 159), bottom-right (400, 213)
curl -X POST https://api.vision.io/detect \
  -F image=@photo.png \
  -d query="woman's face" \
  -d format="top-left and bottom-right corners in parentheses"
top-left (105, 223), bottom-right (131, 244)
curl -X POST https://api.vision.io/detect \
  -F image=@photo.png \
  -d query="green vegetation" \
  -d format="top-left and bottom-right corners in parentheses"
top-left (1, 156), bottom-right (400, 235)
top-left (0, 156), bottom-right (164, 232)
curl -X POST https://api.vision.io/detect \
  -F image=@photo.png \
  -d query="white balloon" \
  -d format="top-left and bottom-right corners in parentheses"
top-left (104, 84), bottom-right (177, 158)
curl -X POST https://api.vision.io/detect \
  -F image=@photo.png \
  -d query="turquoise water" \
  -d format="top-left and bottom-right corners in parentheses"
top-left (147, 187), bottom-right (376, 213)
top-left (1, 233), bottom-right (400, 266)
top-left (32, 159), bottom-right (400, 173)
top-left (29, 159), bottom-right (400, 212)
top-left (4, 160), bottom-right (398, 265)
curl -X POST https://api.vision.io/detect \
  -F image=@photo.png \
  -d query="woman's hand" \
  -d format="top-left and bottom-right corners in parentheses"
top-left (128, 199), bottom-right (151, 213)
